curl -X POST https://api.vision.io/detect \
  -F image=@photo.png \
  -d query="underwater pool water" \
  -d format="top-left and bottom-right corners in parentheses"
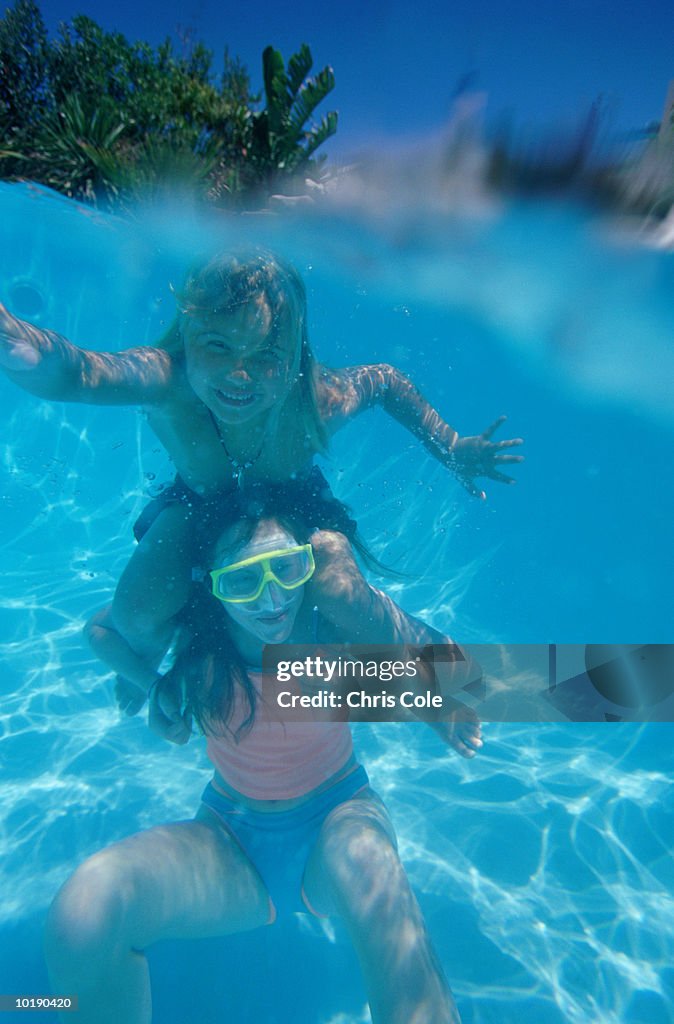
top-left (0, 182), bottom-right (672, 1023)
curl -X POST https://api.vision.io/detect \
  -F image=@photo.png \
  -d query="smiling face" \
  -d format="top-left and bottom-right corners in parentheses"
top-left (181, 294), bottom-right (300, 426)
top-left (213, 520), bottom-right (306, 648)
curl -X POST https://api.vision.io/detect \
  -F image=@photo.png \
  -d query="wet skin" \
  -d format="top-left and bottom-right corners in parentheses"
top-left (180, 297), bottom-right (300, 430)
top-left (213, 521), bottom-right (306, 655)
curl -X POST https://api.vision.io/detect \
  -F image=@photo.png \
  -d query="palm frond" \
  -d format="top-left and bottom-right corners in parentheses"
top-left (288, 67), bottom-right (335, 140)
top-left (286, 43), bottom-right (312, 100)
top-left (262, 45), bottom-right (288, 135)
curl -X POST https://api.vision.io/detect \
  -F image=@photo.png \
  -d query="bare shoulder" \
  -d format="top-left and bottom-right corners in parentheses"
top-left (146, 355), bottom-right (198, 413)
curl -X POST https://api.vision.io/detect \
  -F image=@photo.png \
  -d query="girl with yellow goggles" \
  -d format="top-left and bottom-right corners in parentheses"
top-left (209, 544), bottom-right (315, 604)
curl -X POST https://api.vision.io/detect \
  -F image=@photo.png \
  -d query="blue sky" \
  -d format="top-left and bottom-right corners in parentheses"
top-left (34, 0), bottom-right (674, 159)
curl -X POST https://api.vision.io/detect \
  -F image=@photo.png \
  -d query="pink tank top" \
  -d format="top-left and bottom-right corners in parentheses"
top-left (206, 672), bottom-right (353, 800)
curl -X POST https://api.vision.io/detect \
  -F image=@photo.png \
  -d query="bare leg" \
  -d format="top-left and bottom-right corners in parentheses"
top-left (307, 530), bottom-right (396, 643)
top-left (84, 605), bottom-right (162, 697)
top-left (307, 530), bottom-right (452, 647)
top-left (44, 812), bottom-right (271, 1024)
top-left (303, 789), bottom-right (462, 1024)
top-left (111, 503), bottom-right (196, 662)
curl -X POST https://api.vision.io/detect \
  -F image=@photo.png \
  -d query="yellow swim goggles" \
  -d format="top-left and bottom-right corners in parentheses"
top-left (210, 544), bottom-right (315, 604)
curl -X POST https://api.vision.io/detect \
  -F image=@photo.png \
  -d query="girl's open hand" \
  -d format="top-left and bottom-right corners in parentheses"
top-left (0, 303), bottom-right (43, 370)
top-left (450, 416), bottom-right (524, 500)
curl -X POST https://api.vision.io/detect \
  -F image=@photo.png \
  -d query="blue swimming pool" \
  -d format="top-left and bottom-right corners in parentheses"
top-left (0, 182), bottom-right (672, 1023)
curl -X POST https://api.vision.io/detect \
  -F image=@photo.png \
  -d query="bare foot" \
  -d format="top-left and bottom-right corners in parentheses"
top-left (114, 675), bottom-right (147, 716)
top-left (432, 705), bottom-right (483, 759)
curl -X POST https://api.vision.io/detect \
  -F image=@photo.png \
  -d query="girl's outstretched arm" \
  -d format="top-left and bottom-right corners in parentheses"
top-left (319, 363), bottom-right (523, 499)
top-left (0, 302), bottom-right (173, 404)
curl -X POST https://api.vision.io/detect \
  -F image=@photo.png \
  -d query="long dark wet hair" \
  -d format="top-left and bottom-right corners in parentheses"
top-left (164, 478), bottom-right (366, 739)
top-left (158, 248), bottom-right (329, 455)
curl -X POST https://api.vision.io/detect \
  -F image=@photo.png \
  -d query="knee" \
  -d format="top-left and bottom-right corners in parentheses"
top-left (110, 590), bottom-right (158, 640)
top-left (45, 853), bottom-right (136, 975)
top-left (111, 575), bottom-right (188, 644)
top-left (82, 608), bottom-right (110, 655)
top-left (310, 529), bottom-right (366, 604)
top-left (311, 529), bottom-right (352, 564)
top-left (82, 616), bottom-right (97, 652)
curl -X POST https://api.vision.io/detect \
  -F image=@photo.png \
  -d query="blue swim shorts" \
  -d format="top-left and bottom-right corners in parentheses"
top-left (200, 764), bottom-right (370, 922)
